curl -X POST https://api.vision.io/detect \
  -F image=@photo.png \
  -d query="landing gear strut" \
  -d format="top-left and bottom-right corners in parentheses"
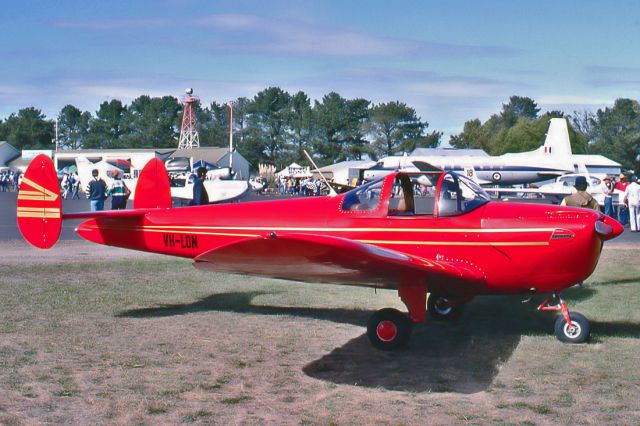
top-left (538, 293), bottom-right (590, 343)
top-left (366, 281), bottom-right (426, 350)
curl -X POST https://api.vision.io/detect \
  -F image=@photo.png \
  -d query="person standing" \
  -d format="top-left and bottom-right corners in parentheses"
top-left (616, 174), bottom-right (630, 225)
top-left (107, 170), bottom-right (129, 210)
top-left (624, 176), bottom-right (640, 232)
top-left (601, 176), bottom-right (615, 217)
top-left (190, 167), bottom-right (209, 206)
top-left (70, 173), bottom-right (81, 199)
top-left (88, 169), bottom-right (107, 211)
top-left (561, 176), bottom-right (601, 211)
top-left (61, 173), bottom-right (70, 199)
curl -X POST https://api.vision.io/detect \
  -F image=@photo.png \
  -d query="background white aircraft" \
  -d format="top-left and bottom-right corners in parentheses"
top-left (483, 172), bottom-right (623, 207)
top-left (364, 118), bottom-right (575, 186)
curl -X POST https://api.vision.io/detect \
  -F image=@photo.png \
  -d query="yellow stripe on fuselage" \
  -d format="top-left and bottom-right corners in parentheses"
top-left (357, 239), bottom-right (549, 247)
top-left (80, 224), bottom-right (549, 247)
top-left (137, 225), bottom-right (556, 234)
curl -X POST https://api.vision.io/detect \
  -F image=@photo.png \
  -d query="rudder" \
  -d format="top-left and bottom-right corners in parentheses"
top-left (542, 118), bottom-right (573, 158)
top-left (17, 154), bottom-right (62, 249)
top-left (133, 158), bottom-right (172, 209)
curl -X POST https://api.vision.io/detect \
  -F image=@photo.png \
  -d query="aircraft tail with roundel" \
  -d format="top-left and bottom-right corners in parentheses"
top-left (17, 154), bottom-right (172, 249)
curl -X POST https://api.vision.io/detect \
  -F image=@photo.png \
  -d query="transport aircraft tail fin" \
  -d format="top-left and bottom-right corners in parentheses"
top-left (132, 158), bottom-right (172, 209)
top-left (542, 118), bottom-right (573, 158)
top-left (16, 154), bottom-right (62, 249)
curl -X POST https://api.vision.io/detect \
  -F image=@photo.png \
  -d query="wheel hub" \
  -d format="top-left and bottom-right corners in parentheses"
top-left (435, 298), bottom-right (452, 315)
top-left (376, 320), bottom-right (397, 342)
top-left (564, 322), bottom-right (581, 338)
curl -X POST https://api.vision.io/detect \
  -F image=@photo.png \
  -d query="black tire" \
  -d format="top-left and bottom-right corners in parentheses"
top-left (427, 294), bottom-right (464, 321)
top-left (367, 308), bottom-right (412, 351)
top-left (554, 312), bottom-right (590, 343)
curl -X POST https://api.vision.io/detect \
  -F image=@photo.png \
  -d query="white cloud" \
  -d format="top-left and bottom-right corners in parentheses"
top-left (49, 13), bottom-right (517, 59)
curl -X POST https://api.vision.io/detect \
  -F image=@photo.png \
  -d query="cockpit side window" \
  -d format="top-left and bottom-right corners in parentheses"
top-left (388, 175), bottom-right (415, 215)
top-left (341, 179), bottom-right (383, 211)
top-left (437, 172), bottom-right (490, 217)
top-left (388, 173), bottom-right (438, 216)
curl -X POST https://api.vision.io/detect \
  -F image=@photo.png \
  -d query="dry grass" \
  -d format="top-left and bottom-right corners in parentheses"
top-left (0, 241), bottom-right (639, 425)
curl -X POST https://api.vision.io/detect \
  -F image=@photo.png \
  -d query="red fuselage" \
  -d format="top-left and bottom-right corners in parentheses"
top-left (76, 182), bottom-right (620, 297)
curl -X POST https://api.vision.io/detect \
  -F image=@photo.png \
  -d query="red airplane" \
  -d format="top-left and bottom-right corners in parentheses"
top-left (17, 154), bottom-right (623, 350)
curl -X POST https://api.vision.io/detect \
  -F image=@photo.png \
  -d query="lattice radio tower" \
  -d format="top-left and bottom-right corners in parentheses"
top-left (178, 88), bottom-right (200, 149)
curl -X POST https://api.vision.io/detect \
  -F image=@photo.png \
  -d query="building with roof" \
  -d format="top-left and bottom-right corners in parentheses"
top-left (571, 154), bottom-right (621, 176)
top-left (317, 160), bottom-right (376, 186)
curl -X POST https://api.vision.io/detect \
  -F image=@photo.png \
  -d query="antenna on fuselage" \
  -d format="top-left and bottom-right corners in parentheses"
top-left (303, 149), bottom-right (337, 197)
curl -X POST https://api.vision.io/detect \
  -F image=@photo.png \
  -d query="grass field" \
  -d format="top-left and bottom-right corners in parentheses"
top-left (1, 242), bottom-right (639, 425)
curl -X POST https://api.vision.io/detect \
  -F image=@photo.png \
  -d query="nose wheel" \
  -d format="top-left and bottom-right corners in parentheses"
top-left (554, 312), bottom-right (590, 343)
top-left (538, 293), bottom-right (590, 344)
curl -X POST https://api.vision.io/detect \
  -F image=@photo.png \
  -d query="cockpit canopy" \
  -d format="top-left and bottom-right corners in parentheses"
top-left (436, 171), bottom-right (490, 217)
top-left (341, 170), bottom-right (490, 217)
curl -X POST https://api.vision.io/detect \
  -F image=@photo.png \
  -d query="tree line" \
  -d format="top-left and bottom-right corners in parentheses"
top-left (0, 88), bottom-right (638, 172)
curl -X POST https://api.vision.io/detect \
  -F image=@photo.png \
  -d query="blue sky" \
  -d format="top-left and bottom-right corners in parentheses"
top-left (1, 0), bottom-right (639, 139)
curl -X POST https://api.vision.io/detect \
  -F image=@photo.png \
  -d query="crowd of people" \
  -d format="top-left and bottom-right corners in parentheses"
top-left (276, 176), bottom-right (323, 196)
top-left (0, 170), bottom-right (21, 192)
top-left (565, 173), bottom-right (640, 232)
top-left (60, 172), bottom-right (81, 200)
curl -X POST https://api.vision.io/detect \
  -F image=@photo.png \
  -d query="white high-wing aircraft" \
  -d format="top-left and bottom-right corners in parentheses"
top-left (169, 175), bottom-right (249, 203)
top-left (76, 157), bottom-right (248, 203)
top-left (364, 118), bottom-right (575, 186)
top-left (75, 157), bottom-right (124, 192)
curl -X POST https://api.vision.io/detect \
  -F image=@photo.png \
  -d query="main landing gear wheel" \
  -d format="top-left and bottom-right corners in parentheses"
top-left (427, 294), bottom-right (464, 321)
top-left (554, 312), bottom-right (590, 343)
top-left (367, 308), bottom-right (412, 351)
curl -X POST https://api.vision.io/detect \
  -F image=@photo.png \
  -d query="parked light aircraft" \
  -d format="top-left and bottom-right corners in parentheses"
top-left (18, 154), bottom-right (623, 350)
top-left (364, 118), bottom-right (575, 186)
top-left (169, 176), bottom-right (249, 203)
top-left (463, 165), bottom-right (624, 207)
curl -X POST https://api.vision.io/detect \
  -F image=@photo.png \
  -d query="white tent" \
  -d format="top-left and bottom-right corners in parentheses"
top-left (276, 162), bottom-right (312, 178)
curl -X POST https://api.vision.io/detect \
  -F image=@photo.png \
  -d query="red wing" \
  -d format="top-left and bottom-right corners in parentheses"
top-left (193, 233), bottom-right (485, 290)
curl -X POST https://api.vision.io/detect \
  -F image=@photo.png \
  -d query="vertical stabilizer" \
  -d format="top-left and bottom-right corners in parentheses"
top-left (16, 154), bottom-right (62, 249)
top-left (542, 118), bottom-right (573, 158)
top-left (133, 158), bottom-right (172, 209)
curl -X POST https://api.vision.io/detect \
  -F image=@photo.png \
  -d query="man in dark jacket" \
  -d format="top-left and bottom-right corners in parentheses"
top-left (561, 176), bottom-right (601, 211)
top-left (88, 169), bottom-right (108, 211)
top-left (190, 167), bottom-right (209, 206)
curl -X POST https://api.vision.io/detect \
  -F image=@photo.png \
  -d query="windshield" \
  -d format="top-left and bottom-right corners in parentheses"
top-left (342, 178), bottom-right (384, 211)
top-left (437, 172), bottom-right (490, 217)
top-left (560, 175), bottom-right (600, 187)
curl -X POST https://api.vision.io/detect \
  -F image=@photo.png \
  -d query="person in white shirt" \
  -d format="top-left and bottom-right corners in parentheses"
top-left (624, 176), bottom-right (640, 232)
